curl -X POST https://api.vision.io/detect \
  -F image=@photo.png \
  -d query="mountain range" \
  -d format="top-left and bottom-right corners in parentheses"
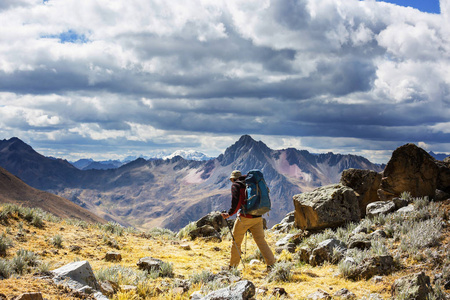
top-left (70, 150), bottom-right (212, 171)
top-left (0, 135), bottom-right (384, 230)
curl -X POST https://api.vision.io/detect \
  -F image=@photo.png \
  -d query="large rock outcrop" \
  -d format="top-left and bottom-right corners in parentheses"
top-left (293, 184), bottom-right (360, 230)
top-left (378, 144), bottom-right (439, 201)
top-left (436, 158), bottom-right (450, 194)
top-left (340, 169), bottom-right (382, 217)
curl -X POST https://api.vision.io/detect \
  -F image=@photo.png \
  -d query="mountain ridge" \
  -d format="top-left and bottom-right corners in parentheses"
top-left (0, 136), bottom-right (384, 230)
top-left (0, 165), bottom-right (106, 224)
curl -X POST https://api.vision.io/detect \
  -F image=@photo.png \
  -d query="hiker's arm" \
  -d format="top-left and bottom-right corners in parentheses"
top-left (227, 183), bottom-right (241, 217)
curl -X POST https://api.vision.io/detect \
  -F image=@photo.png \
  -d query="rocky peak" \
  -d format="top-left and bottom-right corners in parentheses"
top-left (218, 135), bottom-right (272, 167)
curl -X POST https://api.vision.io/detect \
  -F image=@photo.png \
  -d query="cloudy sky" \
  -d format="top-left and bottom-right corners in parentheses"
top-left (0, 0), bottom-right (448, 163)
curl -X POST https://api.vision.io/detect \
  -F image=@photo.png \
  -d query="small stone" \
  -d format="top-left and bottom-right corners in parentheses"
top-left (249, 259), bottom-right (261, 265)
top-left (173, 287), bottom-right (184, 294)
top-left (190, 290), bottom-right (203, 299)
top-left (105, 252), bottom-right (122, 262)
top-left (180, 244), bottom-right (191, 250)
top-left (333, 288), bottom-right (356, 300)
top-left (307, 289), bottom-right (331, 300)
top-left (272, 287), bottom-right (288, 296)
top-left (69, 245), bottom-right (82, 252)
top-left (372, 276), bottom-right (383, 283)
top-left (15, 292), bottom-right (44, 300)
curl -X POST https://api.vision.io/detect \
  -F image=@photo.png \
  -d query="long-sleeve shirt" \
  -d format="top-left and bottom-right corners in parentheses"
top-left (227, 177), bottom-right (246, 217)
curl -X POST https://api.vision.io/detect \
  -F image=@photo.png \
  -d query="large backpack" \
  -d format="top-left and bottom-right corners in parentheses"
top-left (242, 169), bottom-right (271, 216)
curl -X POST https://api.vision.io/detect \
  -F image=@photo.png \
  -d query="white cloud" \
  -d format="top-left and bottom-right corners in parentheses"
top-left (0, 0), bottom-right (449, 161)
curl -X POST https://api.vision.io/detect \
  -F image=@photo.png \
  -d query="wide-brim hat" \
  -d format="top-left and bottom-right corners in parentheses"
top-left (230, 170), bottom-right (242, 179)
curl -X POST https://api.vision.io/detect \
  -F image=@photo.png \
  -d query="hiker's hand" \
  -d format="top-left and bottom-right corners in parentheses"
top-left (221, 212), bottom-right (229, 219)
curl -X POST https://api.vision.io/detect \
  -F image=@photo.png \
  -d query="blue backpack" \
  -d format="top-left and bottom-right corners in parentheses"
top-left (242, 169), bottom-right (271, 216)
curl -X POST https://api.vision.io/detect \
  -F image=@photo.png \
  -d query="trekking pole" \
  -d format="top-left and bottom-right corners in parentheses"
top-left (224, 216), bottom-right (246, 269)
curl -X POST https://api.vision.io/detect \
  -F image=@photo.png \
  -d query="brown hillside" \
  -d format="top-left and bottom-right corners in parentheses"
top-left (0, 166), bottom-right (105, 224)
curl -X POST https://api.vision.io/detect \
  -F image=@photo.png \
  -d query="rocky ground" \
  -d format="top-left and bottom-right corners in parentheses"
top-left (0, 198), bottom-right (449, 299)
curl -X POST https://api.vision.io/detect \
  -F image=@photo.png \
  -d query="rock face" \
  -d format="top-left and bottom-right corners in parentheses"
top-left (340, 169), bottom-right (382, 217)
top-left (378, 144), bottom-right (439, 201)
top-left (436, 159), bottom-right (450, 194)
top-left (293, 184), bottom-right (360, 230)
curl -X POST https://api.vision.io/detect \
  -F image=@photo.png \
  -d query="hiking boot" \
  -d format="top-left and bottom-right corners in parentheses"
top-left (221, 266), bottom-right (231, 271)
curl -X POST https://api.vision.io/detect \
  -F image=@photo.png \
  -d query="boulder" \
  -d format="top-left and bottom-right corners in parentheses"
top-left (366, 201), bottom-right (396, 217)
top-left (392, 197), bottom-right (409, 209)
top-left (99, 280), bottom-right (119, 297)
top-left (271, 211), bottom-right (295, 233)
top-left (346, 255), bottom-right (394, 280)
top-left (137, 257), bottom-right (164, 272)
top-left (196, 211), bottom-right (228, 231)
top-left (340, 169), bottom-right (382, 217)
top-left (309, 238), bottom-right (346, 266)
top-left (378, 144), bottom-right (439, 201)
top-left (396, 204), bottom-right (415, 214)
top-left (307, 289), bottom-right (332, 300)
top-left (52, 260), bottom-right (100, 291)
top-left (347, 234), bottom-right (372, 250)
top-left (333, 288), bottom-right (356, 300)
top-left (188, 225), bottom-right (221, 241)
top-left (293, 184), bottom-right (360, 230)
top-left (200, 280), bottom-right (255, 300)
top-left (391, 272), bottom-right (432, 300)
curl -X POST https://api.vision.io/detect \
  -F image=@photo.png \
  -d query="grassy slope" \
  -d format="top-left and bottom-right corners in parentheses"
top-left (0, 201), bottom-right (449, 300)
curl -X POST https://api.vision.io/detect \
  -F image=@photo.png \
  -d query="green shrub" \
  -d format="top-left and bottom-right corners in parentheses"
top-left (50, 234), bottom-right (63, 248)
top-left (266, 262), bottom-right (294, 282)
top-left (189, 269), bottom-right (215, 284)
top-left (30, 214), bottom-right (44, 228)
top-left (16, 249), bottom-right (39, 267)
top-left (102, 235), bottom-right (120, 249)
top-left (0, 259), bottom-right (12, 278)
top-left (370, 238), bottom-right (389, 256)
top-left (176, 222), bottom-right (197, 240)
top-left (146, 227), bottom-right (176, 239)
top-left (0, 234), bottom-right (13, 256)
top-left (11, 255), bottom-right (27, 275)
top-left (95, 265), bottom-right (148, 286)
top-left (102, 222), bottom-right (124, 236)
top-left (400, 217), bottom-right (442, 254)
top-left (400, 191), bottom-right (412, 201)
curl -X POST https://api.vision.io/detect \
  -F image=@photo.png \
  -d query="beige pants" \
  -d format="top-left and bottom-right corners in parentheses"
top-left (230, 216), bottom-right (276, 267)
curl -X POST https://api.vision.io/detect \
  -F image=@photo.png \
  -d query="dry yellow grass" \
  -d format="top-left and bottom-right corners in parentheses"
top-left (1, 202), bottom-right (449, 300)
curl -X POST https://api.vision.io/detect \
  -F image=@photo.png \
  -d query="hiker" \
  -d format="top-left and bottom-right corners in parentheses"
top-left (221, 170), bottom-right (276, 269)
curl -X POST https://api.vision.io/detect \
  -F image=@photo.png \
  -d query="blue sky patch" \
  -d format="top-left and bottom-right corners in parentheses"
top-left (58, 30), bottom-right (89, 44)
top-left (42, 30), bottom-right (89, 44)
top-left (376, 0), bottom-right (440, 14)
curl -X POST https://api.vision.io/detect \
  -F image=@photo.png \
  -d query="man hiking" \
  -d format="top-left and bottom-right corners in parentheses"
top-left (221, 170), bottom-right (276, 270)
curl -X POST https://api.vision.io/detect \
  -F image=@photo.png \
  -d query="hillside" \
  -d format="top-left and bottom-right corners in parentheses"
top-left (0, 166), bottom-right (105, 224)
top-left (0, 136), bottom-right (383, 231)
top-left (0, 199), bottom-right (448, 299)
